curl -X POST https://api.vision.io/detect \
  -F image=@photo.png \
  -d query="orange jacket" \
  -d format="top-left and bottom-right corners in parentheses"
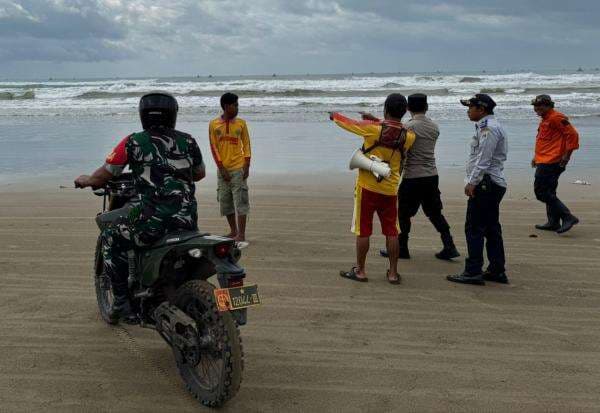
top-left (535, 109), bottom-right (579, 164)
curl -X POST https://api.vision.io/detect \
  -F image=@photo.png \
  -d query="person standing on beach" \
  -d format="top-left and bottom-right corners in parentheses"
top-left (447, 94), bottom-right (509, 286)
top-left (531, 95), bottom-right (580, 234)
top-left (330, 94), bottom-right (415, 284)
top-left (209, 93), bottom-right (252, 248)
top-left (378, 93), bottom-right (459, 261)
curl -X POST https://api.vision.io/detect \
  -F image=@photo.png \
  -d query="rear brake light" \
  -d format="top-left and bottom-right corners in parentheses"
top-left (214, 243), bottom-right (231, 258)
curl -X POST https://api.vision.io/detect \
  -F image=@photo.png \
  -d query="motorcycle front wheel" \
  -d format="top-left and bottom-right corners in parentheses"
top-left (173, 280), bottom-right (243, 408)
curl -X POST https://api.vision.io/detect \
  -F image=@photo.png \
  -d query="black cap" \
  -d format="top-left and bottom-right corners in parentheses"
top-left (460, 93), bottom-right (496, 110)
top-left (408, 93), bottom-right (427, 112)
top-left (531, 94), bottom-right (554, 107)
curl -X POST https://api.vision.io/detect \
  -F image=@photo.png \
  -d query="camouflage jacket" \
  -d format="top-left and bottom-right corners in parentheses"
top-left (106, 126), bottom-right (204, 245)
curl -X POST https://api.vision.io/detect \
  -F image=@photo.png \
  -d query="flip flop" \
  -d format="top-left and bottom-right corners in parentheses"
top-left (339, 267), bottom-right (368, 282)
top-left (386, 269), bottom-right (401, 285)
top-left (236, 241), bottom-right (250, 250)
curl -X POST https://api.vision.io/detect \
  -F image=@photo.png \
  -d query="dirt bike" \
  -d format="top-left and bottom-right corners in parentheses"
top-left (91, 173), bottom-right (259, 407)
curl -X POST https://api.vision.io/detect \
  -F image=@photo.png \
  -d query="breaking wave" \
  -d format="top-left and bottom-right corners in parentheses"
top-left (480, 88), bottom-right (506, 93)
top-left (76, 91), bottom-right (143, 99)
top-left (74, 88), bottom-right (452, 99)
top-left (0, 90), bottom-right (35, 100)
top-left (459, 77), bottom-right (482, 83)
top-left (523, 86), bottom-right (600, 95)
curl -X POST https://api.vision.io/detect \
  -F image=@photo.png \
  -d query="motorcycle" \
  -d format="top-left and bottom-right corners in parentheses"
top-left (91, 173), bottom-right (259, 407)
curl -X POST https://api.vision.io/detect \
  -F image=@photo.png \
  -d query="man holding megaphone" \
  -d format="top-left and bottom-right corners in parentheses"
top-left (329, 94), bottom-right (415, 284)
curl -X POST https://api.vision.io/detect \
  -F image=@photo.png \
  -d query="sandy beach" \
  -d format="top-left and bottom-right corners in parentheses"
top-left (1, 172), bottom-right (599, 412)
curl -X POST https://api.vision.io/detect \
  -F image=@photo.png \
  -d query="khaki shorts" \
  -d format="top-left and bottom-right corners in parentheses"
top-left (217, 168), bottom-right (250, 216)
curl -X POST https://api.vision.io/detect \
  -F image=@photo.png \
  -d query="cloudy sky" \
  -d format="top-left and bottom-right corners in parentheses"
top-left (1, 0), bottom-right (599, 79)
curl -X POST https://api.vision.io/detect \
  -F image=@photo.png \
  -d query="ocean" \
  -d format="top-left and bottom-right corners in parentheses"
top-left (1, 71), bottom-right (599, 184)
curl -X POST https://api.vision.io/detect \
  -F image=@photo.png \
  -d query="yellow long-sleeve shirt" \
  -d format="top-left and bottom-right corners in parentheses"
top-left (209, 116), bottom-right (251, 171)
top-left (332, 112), bottom-right (415, 196)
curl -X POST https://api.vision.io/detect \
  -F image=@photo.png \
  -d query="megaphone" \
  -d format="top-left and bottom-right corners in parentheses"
top-left (349, 148), bottom-right (391, 180)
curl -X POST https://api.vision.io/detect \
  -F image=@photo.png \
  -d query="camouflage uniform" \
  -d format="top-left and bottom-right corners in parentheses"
top-left (102, 127), bottom-right (204, 296)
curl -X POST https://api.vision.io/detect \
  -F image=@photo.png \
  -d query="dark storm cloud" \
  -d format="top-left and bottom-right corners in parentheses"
top-left (0, 0), bottom-right (599, 77)
top-left (0, 0), bottom-right (126, 39)
top-left (0, 0), bottom-right (132, 63)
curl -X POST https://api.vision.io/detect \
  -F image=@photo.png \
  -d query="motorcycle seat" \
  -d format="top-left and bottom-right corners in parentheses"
top-left (145, 230), bottom-right (210, 249)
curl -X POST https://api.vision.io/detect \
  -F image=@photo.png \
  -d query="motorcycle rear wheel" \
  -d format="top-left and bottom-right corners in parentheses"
top-left (173, 280), bottom-right (243, 408)
top-left (94, 236), bottom-right (118, 325)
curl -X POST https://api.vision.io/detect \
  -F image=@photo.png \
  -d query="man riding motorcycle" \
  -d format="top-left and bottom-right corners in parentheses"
top-left (75, 92), bottom-right (205, 321)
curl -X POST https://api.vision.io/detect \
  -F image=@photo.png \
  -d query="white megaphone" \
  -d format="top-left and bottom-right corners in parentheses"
top-left (349, 148), bottom-right (391, 180)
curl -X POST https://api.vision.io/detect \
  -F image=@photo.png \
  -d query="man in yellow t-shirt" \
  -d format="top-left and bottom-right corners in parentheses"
top-left (330, 93), bottom-right (415, 284)
top-left (209, 93), bottom-right (252, 247)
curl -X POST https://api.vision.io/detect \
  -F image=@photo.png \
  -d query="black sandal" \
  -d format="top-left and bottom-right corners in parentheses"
top-left (386, 269), bottom-right (401, 285)
top-left (340, 267), bottom-right (368, 282)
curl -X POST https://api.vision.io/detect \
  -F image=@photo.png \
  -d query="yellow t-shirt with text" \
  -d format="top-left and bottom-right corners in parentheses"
top-left (332, 112), bottom-right (415, 196)
top-left (209, 117), bottom-right (252, 171)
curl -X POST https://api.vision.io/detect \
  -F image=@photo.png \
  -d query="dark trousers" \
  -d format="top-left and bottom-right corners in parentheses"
top-left (465, 177), bottom-right (506, 275)
top-left (398, 175), bottom-right (451, 241)
top-left (534, 163), bottom-right (571, 224)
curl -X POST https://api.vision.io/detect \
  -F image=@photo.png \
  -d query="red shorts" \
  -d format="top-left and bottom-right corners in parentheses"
top-left (351, 186), bottom-right (399, 237)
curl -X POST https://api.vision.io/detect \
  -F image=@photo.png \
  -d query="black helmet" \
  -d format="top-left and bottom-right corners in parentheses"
top-left (139, 92), bottom-right (178, 130)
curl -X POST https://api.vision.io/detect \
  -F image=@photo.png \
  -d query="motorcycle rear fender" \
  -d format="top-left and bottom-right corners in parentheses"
top-left (138, 237), bottom-right (244, 287)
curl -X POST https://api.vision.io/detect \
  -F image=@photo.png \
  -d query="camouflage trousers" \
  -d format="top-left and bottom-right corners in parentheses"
top-left (101, 217), bottom-right (169, 298)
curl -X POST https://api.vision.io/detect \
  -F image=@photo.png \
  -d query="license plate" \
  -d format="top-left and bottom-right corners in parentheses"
top-left (214, 284), bottom-right (260, 312)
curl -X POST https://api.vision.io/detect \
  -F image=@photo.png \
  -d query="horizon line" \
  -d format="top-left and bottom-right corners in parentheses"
top-left (1, 67), bottom-right (599, 82)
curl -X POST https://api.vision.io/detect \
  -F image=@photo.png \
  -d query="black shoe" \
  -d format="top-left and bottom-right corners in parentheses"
top-left (535, 222), bottom-right (560, 231)
top-left (446, 272), bottom-right (485, 285)
top-left (556, 215), bottom-right (579, 234)
top-left (109, 297), bottom-right (138, 324)
top-left (379, 248), bottom-right (410, 259)
top-left (437, 233), bottom-right (459, 260)
top-left (435, 246), bottom-right (460, 260)
top-left (482, 270), bottom-right (509, 284)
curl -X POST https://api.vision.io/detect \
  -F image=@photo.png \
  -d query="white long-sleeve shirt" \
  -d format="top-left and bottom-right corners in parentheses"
top-left (465, 115), bottom-right (508, 188)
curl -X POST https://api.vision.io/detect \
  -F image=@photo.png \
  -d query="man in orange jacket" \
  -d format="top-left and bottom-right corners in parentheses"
top-left (531, 95), bottom-right (580, 234)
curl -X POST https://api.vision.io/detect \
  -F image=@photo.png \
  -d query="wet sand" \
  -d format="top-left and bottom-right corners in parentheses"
top-left (1, 172), bottom-right (599, 412)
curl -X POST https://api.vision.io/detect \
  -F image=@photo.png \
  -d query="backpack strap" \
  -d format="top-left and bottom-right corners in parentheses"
top-left (361, 142), bottom-right (380, 155)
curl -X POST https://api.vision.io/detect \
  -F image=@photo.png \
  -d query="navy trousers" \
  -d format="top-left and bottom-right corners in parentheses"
top-left (464, 177), bottom-right (506, 275)
top-left (534, 163), bottom-right (571, 224)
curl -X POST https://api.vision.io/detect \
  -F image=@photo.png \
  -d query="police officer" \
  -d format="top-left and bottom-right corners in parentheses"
top-left (74, 93), bottom-right (206, 321)
top-left (447, 94), bottom-right (508, 285)
top-left (379, 93), bottom-right (459, 260)
top-left (531, 95), bottom-right (580, 234)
